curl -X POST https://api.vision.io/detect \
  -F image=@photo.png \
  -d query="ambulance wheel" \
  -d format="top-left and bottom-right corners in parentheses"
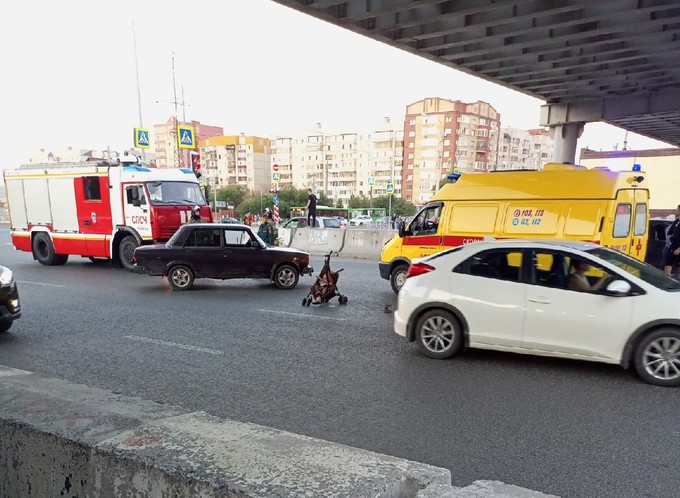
top-left (32, 232), bottom-right (57, 266)
top-left (119, 236), bottom-right (138, 272)
top-left (167, 265), bottom-right (194, 291)
top-left (390, 265), bottom-right (408, 294)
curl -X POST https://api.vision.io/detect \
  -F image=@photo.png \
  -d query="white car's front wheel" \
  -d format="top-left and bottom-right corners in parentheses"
top-left (634, 328), bottom-right (680, 387)
top-left (415, 309), bottom-right (463, 360)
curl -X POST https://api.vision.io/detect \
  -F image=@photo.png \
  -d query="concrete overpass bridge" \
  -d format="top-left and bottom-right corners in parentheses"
top-left (272, 0), bottom-right (680, 163)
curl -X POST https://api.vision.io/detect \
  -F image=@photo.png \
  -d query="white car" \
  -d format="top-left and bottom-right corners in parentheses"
top-left (349, 215), bottom-right (372, 226)
top-left (394, 239), bottom-right (680, 387)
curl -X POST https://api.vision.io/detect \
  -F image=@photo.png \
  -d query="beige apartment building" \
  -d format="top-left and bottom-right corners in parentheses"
top-left (153, 117), bottom-right (223, 169)
top-left (269, 122), bottom-right (404, 206)
top-left (401, 98), bottom-right (500, 205)
top-left (498, 127), bottom-right (553, 170)
top-left (199, 135), bottom-right (271, 194)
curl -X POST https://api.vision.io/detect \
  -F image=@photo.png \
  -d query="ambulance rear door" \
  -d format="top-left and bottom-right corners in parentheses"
top-left (607, 189), bottom-right (649, 261)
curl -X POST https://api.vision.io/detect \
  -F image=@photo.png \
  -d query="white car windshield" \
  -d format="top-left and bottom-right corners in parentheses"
top-left (146, 181), bottom-right (206, 206)
top-left (587, 247), bottom-right (680, 291)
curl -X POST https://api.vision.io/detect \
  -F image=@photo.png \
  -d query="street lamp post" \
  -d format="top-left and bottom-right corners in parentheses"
top-left (389, 128), bottom-right (396, 220)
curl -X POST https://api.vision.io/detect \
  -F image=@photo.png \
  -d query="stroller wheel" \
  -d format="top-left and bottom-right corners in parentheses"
top-left (339, 295), bottom-right (348, 305)
top-left (302, 297), bottom-right (307, 307)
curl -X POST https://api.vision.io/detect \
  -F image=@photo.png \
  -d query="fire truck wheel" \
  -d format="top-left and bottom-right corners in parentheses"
top-left (167, 265), bottom-right (194, 291)
top-left (32, 232), bottom-right (57, 266)
top-left (53, 254), bottom-right (69, 265)
top-left (119, 236), bottom-right (138, 271)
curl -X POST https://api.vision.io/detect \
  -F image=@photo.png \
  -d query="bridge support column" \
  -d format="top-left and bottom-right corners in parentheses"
top-left (548, 122), bottom-right (584, 164)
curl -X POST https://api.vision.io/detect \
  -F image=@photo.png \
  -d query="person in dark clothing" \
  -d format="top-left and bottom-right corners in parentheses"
top-left (257, 213), bottom-right (276, 245)
top-left (664, 205), bottom-right (680, 275)
top-left (306, 188), bottom-right (317, 228)
top-left (189, 205), bottom-right (204, 223)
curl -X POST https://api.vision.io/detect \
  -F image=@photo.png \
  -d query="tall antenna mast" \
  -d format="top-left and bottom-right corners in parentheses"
top-left (132, 19), bottom-right (145, 160)
top-left (181, 85), bottom-right (187, 122)
top-left (172, 52), bottom-right (182, 168)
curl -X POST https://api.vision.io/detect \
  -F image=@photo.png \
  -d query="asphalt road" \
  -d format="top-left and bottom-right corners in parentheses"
top-left (1, 226), bottom-right (679, 498)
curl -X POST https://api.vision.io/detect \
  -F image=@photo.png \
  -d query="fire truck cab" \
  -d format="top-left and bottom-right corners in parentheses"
top-left (4, 158), bottom-right (212, 270)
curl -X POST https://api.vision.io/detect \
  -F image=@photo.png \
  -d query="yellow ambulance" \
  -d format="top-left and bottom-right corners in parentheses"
top-left (380, 163), bottom-right (650, 293)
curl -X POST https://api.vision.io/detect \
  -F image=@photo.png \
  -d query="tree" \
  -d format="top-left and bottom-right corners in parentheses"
top-left (372, 195), bottom-right (417, 216)
top-left (335, 198), bottom-right (344, 208)
top-left (348, 194), bottom-right (370, 209)
top-left (216, 185), bottom-right (248, 208)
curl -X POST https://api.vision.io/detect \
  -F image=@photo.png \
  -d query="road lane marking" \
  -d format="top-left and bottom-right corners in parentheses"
top-left (257, 309), bottom-right (346, 321)
top-left (17, 280), bottom-right (66, 288)
top-left (123, 335), bottom-right (224, 355)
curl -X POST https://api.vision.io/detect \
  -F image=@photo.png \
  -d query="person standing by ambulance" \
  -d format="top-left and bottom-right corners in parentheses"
top-left (664, 205), bottom-right (680, 275)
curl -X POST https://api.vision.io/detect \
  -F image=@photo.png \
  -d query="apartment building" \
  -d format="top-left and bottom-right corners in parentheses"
top-left (401, 98), bottom-right (500, 204)
top-left (497, 127), bottom-right (553, 170)
top-left (268, 123), bottom-right (404, 206)
top-left (269, 137), bottom-right (299, 190)
top-left (199, 135), bottom-right (271, 193)
top-left (153, 117), bottom-right (223, 169)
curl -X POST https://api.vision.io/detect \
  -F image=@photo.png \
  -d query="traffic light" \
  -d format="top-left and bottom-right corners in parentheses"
top-left (190, 152), bottom-right (201, 179)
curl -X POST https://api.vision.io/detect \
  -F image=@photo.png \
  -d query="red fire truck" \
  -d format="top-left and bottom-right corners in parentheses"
top-left (4, 159), bottom-right (212, 270)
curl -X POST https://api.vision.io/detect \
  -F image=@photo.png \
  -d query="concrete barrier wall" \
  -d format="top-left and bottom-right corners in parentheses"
top-left (290, 227), bottom-right (346, 255)
top-left (266, 226), bottom-right (398, 259)
top-left (340, 229), bottom-right (397, 259)
top-left (277, 226), bottom-right (294, 247)
top-left (0, 365), bottom-right (454, 497)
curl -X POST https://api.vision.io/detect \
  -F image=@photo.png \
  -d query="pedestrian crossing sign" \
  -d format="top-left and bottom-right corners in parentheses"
top-left (177, 125), bottom-right (196, 149)
top-left (134, 128), bottom-right (150, 149)
top-left (386, 183), bottom-right (394, 195)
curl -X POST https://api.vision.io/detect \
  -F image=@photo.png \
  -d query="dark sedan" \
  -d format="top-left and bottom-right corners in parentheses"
top-left (0, 265), bottom-right (20, 332)
top-left (133, 223), bottom-right (314, 291)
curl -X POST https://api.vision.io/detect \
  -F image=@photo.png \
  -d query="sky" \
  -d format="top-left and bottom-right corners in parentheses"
top-left (1, 0), bottom-right (673, 168)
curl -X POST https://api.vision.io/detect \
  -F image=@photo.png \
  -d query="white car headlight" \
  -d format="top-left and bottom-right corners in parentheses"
top-left (0, 267), bottom-right (13, 286)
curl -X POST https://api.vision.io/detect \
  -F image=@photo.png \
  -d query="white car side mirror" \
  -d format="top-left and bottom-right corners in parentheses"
top-left (606, 279), bottom-right (631, 296)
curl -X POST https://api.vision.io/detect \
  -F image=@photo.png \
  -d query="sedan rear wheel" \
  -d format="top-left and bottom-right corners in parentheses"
top-left (167, 265), bottom-right (194, 291)
top-left (415, 309), bottom-right (463, 359)
top-left (634, 328), bottom-right (680, 387)
top-left (274, 264), bottom-right (299, 290)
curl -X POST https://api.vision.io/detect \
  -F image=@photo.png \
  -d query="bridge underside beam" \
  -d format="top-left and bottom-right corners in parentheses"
top-left (540, 88), bottom-right (680, 163)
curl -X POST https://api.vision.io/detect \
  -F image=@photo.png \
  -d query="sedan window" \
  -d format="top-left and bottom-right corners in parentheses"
top-left (185, 228), bottom-right (222, 247)
top-left (322, 218), bottom-right (341, 228)
top-left (224, 229), bottom-right (252, 246)
top-left (455, 249), bottom-right (523, 282)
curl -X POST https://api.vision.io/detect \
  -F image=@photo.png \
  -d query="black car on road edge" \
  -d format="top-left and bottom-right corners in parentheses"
top-left (0, 265), bottom-right (21, 332)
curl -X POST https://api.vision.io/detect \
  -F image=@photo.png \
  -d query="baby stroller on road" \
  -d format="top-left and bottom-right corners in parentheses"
top-left (302, 253), bottom-right (348, 306)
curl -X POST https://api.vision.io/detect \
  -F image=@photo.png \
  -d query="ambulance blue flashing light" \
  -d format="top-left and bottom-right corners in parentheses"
top-left (632, 163), bottom-right (642, 171)
top-left (179, 168), bottom-right (194, 174)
